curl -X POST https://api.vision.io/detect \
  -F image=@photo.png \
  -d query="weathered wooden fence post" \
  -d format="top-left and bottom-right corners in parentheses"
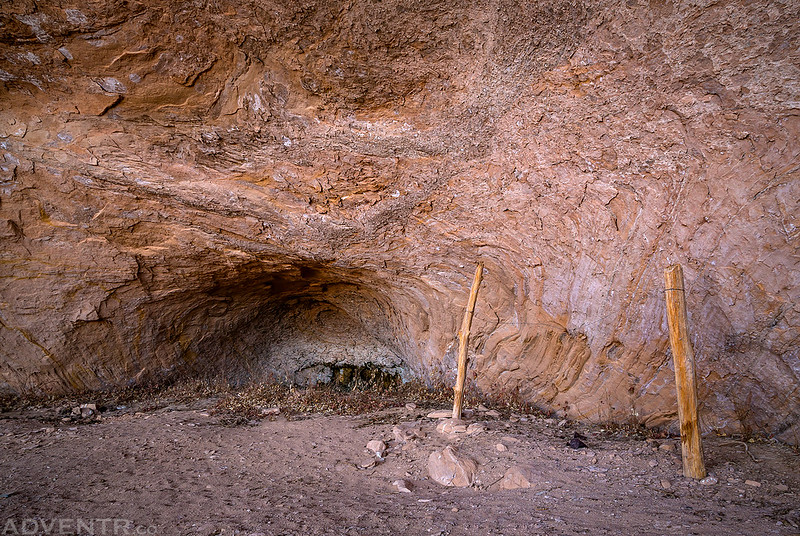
top-left (452, 262), bottom-right (484, 420)
top-left (664, 264), bottom-right (707, 479)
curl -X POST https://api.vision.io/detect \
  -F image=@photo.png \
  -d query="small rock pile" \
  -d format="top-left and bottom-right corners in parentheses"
top-left (58, 403), bottom-right (101, 423)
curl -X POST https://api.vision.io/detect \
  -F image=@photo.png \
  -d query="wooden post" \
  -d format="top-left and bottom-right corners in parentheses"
top-left (664, 264), bottom-right (706, 479)
top-left (452, 262), bottom-right (484, 420)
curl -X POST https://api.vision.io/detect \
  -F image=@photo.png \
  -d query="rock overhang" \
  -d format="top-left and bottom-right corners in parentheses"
top-left (0, 0), bottom-right (798, 443)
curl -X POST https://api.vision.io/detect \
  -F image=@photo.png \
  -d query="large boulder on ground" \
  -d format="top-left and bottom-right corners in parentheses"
top-left (428, 446), bottom-right (478, 487)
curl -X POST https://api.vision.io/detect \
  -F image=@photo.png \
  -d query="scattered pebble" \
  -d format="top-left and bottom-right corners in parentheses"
top-left (466, 423), bottom-right (485, 435)
top-left (496, 443), bottom-right (508, 452)
top-left (775, 484), bottom-right (789, 492)
top-left (568, 436), bottom-right (587, 449)
top-left (436, 419), bottom-right (467, 434)
top-left (259, 407), bottom-right (280, 415)
top-left (427, 410), bottom-right (452, 419)
top-left (700, 476), bottom-right (718, 486)
top-left (359, 458), bottom-right (378, 469)
top-left (366, 440), bottom-right (386, 457)
top-left (744, 480), bottom-right (761, 488)
top-left (405, 403), bottom-right (417, 410)
top-left (660, 480), bottom-right (672, 489)
top-left (392, 479), bottom-right (413, 493)
top-left (477, 404), bottom-right (489, 412)
top-left (484, 410), bottom-right (501, 418)
top-left (393, 423), bottom-right (426, 443)
top-left (648, 460), bottom-right (658, 468)
top-left (500, 466), bottom-right (535, 490)
top-left (658, 443), bottom-right (675, 452)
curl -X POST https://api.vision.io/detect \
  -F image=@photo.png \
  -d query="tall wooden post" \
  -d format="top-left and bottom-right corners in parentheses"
top-left (452, 262), bottom-right (484, 420)
top-left (664, 264), bottom-right (706, 479)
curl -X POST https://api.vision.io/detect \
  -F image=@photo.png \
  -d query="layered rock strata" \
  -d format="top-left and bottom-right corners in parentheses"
top-left (0, 0), bottom-right (798, 442)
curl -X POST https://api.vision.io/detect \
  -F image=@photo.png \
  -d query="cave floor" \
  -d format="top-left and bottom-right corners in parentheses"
top-left (1, 401), bottom-right (798, 536)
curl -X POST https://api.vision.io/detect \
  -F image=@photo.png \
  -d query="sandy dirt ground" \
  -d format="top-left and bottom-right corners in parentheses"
top-left (1, 400), bottom-right (799, 536)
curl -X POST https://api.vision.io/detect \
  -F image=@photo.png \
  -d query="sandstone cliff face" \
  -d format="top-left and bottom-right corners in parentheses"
top-left (0, 0), bottom-right (798, 441)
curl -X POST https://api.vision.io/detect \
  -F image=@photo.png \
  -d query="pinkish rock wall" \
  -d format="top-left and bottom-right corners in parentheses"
top-left (0, 0), bottom-right (798, 442)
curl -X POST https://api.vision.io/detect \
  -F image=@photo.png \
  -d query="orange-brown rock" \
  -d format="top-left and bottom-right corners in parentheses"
top-left (0, 0), bottom-right (797, 443)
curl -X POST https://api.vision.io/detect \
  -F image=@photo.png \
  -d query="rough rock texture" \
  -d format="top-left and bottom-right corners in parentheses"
top-left (0, 1), bottom-right (798, 441)
top-left (428, 445), bottom-right (478, 487)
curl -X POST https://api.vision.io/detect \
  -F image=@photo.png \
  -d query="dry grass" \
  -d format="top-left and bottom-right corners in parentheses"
top-left (213, 380), bottom-right (445, 423)
top-left (0, 378), bottom-right (232, 414)
top-left (0, 377), bottom-right (672, 441)
top-left (0, 376), bottom-right (555, 424)
top-left (211, 379), bottom-right (556, 425)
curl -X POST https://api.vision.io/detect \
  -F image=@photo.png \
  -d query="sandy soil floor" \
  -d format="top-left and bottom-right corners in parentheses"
top-left (1, 400), bottom-right (798, 536)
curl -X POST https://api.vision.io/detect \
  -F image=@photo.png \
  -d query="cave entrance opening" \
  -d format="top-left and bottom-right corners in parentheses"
top-left (208, 263), bottom-right (411, 390)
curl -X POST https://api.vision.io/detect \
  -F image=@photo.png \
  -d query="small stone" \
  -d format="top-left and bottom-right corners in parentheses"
top-left (366, 439), bottom-right (387, 457)
top-left (648, 460), bottom-right (658, 468)
top-left (700, 476), bottom-right (718, 486)
top-left (568, 437), bottom-right (587, 449)
top-left (427, 410), bottom-right (453, 419)
top-left (466, 423), bottom-right (485, 435)
top-left (500, 436), bottom-right (520, 443)
top-left (79, 403), bottom-right (97, 418)
top-left (658, 443), bottom-right (675, 452)
top-left (500, 466), bottom-right (536, 490)
top-left (359, 458), bottom-right (378, 469)
top-left (477, 404), bottom-right (489, 412)
top-left (484, 410), bottom-right (501, 418)
top-left (259, 407), bottom-right (280, 415)
top-left (660, 480), bottom-right (672, 489)
top-left (557, 419), bottom-right (568, 427)
top-left (451, 507), bottom-right (458, 512)
top-left (393, 423), bottom-right (426, 443)
top-left (405, 403), bottom-right (417, 410)
top-left (775, 484), bottom-right (789, 492)
top-left (392, 479), bottom-right (413, 493)
top-left (496, 443), bottom-right (508, 452)
top-left (428, 446), bottom-right (477, 487)
top-left (436, 419), bottom-right (467, 434)
top-left (744, 480), bottom-right (761, 488)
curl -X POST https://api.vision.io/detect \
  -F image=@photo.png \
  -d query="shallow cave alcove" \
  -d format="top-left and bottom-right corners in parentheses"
top-left (0, 0), bottom-right (799, 532)
top-left (207, 264), bottom-right (413, 388)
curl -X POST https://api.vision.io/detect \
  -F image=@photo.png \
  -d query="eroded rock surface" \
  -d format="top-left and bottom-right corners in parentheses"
top-left (0, 0), bottom-right (798, 442)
